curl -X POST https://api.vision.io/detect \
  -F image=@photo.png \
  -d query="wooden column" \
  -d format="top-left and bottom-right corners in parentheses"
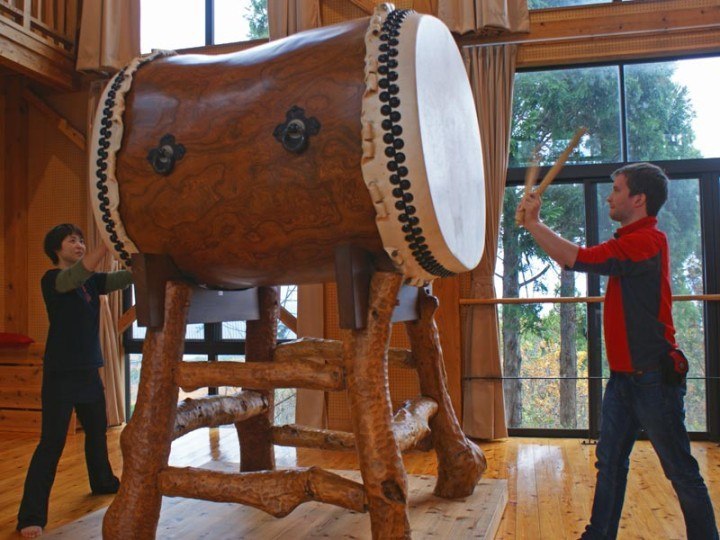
top-left (344, 271), bottom-right (410, 539)
top-left (103, 281), bottom-right (191, 539)
top-left (4, 78), bottom-right (28, 334)
top-left (405, 287), bottom-right (487, 499)
top-left (236, 286), bottom-right (279, 472)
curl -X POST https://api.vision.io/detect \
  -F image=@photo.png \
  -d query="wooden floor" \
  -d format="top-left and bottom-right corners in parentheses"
top-left (0, 427), bottom-right (717, 539)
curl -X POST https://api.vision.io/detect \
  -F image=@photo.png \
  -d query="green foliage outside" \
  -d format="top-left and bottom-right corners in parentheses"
top-left (245, 0), bottom-right (268, 39)
top-left (503, 61), bottom-right (707, 431)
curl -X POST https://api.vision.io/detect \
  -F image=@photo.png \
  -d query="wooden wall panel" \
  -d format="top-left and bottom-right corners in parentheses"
top-left (0, 342), bottom-right (43, 364)
top-left (0, 408), bottom-right (42, 432)
top-left (0, 91), bottom-right (5, 329)
top-left (1, 364), bottom-right (42, 387)
top-left (3, 77), bottom-right (28, 335)
top-left (26, 92), bottom-right (87, 343)
top-left (0, 343), bottom-right (42, 432)
top-left (0, 387), bottom-right (42, 409)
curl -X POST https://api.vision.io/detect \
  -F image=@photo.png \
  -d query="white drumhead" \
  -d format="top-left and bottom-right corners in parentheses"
top-left (361, 8), bottom-right (485, 285)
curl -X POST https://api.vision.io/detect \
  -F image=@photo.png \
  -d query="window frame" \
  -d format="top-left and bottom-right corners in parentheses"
top-left (500, 157), bottom-right (720, 440)
top-left (500, 53), bottom-right (720, 440)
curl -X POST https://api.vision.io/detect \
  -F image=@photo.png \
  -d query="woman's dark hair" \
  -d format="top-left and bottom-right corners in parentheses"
top-left (43, 223), bottom-right (84, 264)
top-left (612, 162), bottom-right (669, 217)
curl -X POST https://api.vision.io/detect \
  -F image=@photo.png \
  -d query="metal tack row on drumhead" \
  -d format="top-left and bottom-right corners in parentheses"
top-left (94, 69), bottom-right (131, 265)
top-left (90, 49), bottom-right (177, 268)
top-left (376, 9), bottom-right (454, 279)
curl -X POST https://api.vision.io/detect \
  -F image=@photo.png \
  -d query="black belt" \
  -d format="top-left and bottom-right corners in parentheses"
top-left (613, 368), bottom-right (660, 376)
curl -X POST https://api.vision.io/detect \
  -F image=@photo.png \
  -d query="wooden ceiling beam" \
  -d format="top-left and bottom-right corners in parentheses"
top-left (458, 0), bottom-right (720, 67)
top-left (459, 0), bottom-right (720, 47)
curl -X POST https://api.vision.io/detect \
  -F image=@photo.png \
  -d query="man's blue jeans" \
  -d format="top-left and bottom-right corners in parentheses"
top-left (582, 370), bottom-right (718, 540)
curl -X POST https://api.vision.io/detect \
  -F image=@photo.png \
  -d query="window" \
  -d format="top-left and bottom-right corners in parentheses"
top-left (496, 56), bottom-right (720, 438)
top-left (141, 0), bottom-right (268, 53)
top-left (125, 285), bottom-right (298, 420)
top-left (626, 58), bottom-right (720, 161)
top-left (511, 66), bottom-right (621, 167)
top-left (528, 0), bottom-right (612, 9)
top-left (214, 0), bottom-right (268, 45)
top-left (141, 0), bottom-right (205, 52)
top-left (498, 182), bottom-right (590, 430)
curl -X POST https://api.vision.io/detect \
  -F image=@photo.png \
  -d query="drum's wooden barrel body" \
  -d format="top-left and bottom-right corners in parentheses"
top-left (91, 8), bottom-right (485, 289)
top-left (113, 19), bottom-right (376, 287)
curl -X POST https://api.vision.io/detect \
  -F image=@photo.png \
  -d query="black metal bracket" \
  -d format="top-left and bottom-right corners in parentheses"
top-left (273, 106), bottom-right (320, 154)
top-left (147, 133), bottom-right (185, 176)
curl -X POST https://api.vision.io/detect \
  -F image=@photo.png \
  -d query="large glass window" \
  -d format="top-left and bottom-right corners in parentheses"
top-left (497, 55), bottom-right (720, 437)
top-left (141, 0), bottom-right (268, 53)
top-left (529, 0), bottom-right (611, 8)
top-left (498, 182), bottom-right (589, 430)
top-left (510, 66), bottom-right (620, 168)
top-left (626, 58), bottom-right (720, 161)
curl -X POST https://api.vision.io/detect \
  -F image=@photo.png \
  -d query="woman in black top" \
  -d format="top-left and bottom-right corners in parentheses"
top-left (17, 224), bottom-right (133, 538)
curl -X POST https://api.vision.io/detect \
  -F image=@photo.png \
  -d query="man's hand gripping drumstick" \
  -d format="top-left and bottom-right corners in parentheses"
top-left (515, 127), bottom-right (588, 268)
top-left (515, 126), bottom-right (588, 226)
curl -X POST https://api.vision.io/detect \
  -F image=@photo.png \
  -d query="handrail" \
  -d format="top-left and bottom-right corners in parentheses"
top-left (460, 294), bottom-right (720, 306)
top-left (118, 304), bottom-right (299, 335)
top-left (0, 0), bottom-right (79, 53)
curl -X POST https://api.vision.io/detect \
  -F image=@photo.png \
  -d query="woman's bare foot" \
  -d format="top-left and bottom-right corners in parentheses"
top-left (19, 526), bottom-right (42, 538)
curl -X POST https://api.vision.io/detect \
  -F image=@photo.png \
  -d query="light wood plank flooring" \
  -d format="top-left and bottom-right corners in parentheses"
top-left (0, 427), bottom-right (717, 539)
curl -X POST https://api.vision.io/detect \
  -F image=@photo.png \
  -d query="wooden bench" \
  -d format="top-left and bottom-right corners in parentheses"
top-left (0, 343), bottom-right (76, 433)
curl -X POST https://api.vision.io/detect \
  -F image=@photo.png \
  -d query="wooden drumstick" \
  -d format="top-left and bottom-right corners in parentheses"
top-left (514, 149), bottom-right (540, 226)
top-left (534, 126), bottom-right (587, 196)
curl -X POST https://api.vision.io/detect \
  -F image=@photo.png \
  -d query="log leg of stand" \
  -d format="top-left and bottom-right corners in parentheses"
top-left (103, 281), bottom-right (191, 539)
top-left (404, 287), bottom-right (487, 499)
top-left (344, 271), bottom-right (410, 539)
top-left (235, 286), bottom-right (279, 472)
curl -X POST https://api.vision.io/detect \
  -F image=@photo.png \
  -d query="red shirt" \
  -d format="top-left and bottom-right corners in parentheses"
top-left (571, 216), bottom-right (676, 372)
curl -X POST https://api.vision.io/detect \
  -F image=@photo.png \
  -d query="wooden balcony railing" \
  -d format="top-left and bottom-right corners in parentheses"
top-left (0, 0), bottom-right (81, 89)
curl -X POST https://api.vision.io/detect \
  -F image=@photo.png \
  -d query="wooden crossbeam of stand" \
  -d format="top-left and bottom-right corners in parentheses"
top-left (176, 358), bottom-right (346, 392)
top-left (274, 337), bottom-right (415, 369)
top-left (157, 467), bottom-right (368, 517)
top-left (271, 397), bottom-right (437, 452)
top-left (173, 391), bottom-right (269, 440)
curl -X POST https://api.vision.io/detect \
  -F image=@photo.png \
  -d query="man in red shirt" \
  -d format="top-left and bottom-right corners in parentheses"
top-left (518, 162), bottom-right (717, 539)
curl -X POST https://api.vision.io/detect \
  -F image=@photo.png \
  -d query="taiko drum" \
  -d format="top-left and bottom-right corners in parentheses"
top-left (89, 6), bottom-right (485, 288)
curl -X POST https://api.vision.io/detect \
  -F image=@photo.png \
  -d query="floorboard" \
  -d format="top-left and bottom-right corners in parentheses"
top-left (0, 427), bottom-right (717, 539)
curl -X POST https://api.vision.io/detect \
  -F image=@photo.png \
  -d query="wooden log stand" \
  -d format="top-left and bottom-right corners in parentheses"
top-left (103, 268), bottom-right (486, 539)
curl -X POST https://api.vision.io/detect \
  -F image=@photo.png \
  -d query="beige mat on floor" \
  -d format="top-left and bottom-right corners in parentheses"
top-left (45, 465), bottom-right (507, 539)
